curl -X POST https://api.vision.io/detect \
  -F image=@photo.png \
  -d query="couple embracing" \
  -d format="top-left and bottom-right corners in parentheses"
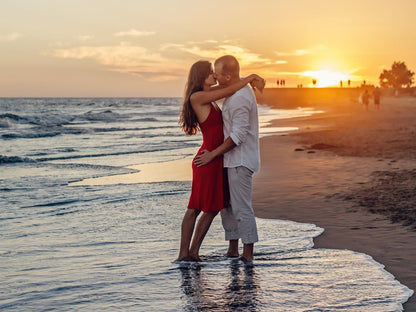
top-left (178, 55), bottom-right (264, 263)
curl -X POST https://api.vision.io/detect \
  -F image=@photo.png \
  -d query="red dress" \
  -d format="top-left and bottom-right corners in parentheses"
top-left (187, 104), bottom-right (229, 213)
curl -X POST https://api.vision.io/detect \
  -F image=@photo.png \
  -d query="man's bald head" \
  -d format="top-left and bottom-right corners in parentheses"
top-left (214, 55), bottom-right (240, 85)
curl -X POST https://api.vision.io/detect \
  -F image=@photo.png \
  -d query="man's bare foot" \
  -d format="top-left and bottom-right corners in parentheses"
top-left (240, 256), bottom-right (253, 264)
top-left (241, 243), bottom-right (254, 262)
top-left (227, 240), bottom-right (239, 258)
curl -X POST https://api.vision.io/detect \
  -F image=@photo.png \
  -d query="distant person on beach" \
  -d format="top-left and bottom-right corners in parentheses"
top-left (362, 89), bottom-right (370, 111)
top-left (177, 60), bottom-right (264, 261)
top-left (373, 87), bottom-right (381, 109)
top-left (194, 55), bottom-right (263, 262)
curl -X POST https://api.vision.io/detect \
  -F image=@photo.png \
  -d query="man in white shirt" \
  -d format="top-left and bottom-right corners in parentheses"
top-left (194, 55), bottom-right (261, 262)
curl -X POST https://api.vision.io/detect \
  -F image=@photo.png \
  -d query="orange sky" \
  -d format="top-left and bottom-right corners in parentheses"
top-left (1, 0), bottom-right (415, 96)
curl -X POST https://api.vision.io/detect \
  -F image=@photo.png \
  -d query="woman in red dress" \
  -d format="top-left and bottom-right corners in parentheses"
top-left (177, 60), bottom-right (263, 261)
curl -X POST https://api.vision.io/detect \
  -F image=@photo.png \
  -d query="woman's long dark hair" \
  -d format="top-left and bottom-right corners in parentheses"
top-left (179, 60), bottom-right (212, 135)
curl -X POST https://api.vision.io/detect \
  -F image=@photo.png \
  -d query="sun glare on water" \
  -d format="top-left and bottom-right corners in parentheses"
top-left (302, 70), bottom-right (352, 87)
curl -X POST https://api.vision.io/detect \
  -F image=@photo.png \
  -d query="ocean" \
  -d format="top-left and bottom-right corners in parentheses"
top-left (0, 97), bottom-right (413, 311)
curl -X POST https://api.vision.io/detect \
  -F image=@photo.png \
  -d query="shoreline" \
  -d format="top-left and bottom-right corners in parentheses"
top-left (69, 105), bottom-right (321, 186)
top-left (254, 91), bottom-right (416, 310)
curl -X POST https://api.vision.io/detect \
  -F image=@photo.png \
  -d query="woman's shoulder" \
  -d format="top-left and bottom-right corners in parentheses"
top-left (189, 91), bottom-right (200, 105)
top-left (190, 90), bottom-right (213, 107)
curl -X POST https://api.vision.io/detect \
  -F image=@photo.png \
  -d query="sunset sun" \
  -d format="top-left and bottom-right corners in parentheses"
top-left (301, 69), bottom-right (353, 87)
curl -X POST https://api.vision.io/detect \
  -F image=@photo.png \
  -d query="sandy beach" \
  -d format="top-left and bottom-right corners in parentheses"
top-left (254, 88), bottom-right (416, 310)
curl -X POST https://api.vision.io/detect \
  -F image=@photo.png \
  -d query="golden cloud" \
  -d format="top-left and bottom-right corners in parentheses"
top-left (77, 35), bottom-right (94, 41)
top-left (47, 39), bottom-right (288, 82)
top-left (177, 42), bottom-right (272, 66)
top-left (275, 49), bottom-right (310, 57)
top-left (0, 32), bottom-right (22, 41)
top-left (114, 29), bottom-right (156, 37)
top-left (47, 43), bottom-right (186, 81)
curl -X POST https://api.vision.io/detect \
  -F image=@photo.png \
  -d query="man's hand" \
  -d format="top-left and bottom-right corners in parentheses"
top-left (193, 150), bottom-right (215, 167)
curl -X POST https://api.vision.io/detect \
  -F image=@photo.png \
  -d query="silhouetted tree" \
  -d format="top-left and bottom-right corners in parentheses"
top-left (379, 61), bottom-right (414, 89)
top-left (312, 79), bottom-right (317, 86)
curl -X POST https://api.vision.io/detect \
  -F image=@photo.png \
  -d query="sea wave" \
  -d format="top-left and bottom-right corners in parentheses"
top-left (35, 144), bottom-right (198, 162)
top-left (27, 114), bottom-right (75, 127)
top-left (91, 124), bottom-right (177, 133)
top-left (83, 110), bottom-right (124, 121)
top-left (0, 112), bottom-right (74, 128)
top-left (2, 128), bottom-right (86, 139)
top-left (0, 155), bottom-right (36, 164)
top-left (2, 124), bottom-right (182, 140)
top-left (0, 113), bottom-right (29, 128)
top-left (0, 110), bottom-right (136, 128)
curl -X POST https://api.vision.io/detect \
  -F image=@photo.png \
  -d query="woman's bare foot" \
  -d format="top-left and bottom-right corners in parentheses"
top-left (176, 255), bottom-right (194, 261)
top-left (226, 252), bottom-right (239, 258)
top-left (189, 254), bottom-right (202, 262)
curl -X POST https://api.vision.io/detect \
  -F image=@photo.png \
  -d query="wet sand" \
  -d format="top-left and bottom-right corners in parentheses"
top-left (254, 90), bottom-right (416, 310)
top-left (70, 157), bottom-right (193, 186)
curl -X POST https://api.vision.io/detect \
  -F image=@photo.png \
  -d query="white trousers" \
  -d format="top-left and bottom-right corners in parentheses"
top-left (221, 166), bottom-right (258, 244)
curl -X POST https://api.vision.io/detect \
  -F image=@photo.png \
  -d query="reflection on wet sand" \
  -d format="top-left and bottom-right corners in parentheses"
top-left (179, 260), bottom-right (259, 311)
top-left (225, 260), bottom-right (260, 311)
top-left (70, 157), bottom-right (193, 186)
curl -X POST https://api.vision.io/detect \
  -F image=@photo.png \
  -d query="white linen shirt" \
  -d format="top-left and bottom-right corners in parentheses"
top-left (222, 85), bottom-right (260, 172)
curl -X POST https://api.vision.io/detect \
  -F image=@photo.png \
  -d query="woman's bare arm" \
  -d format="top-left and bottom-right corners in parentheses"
top-left (190, 74), bottom-right (264, 106)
